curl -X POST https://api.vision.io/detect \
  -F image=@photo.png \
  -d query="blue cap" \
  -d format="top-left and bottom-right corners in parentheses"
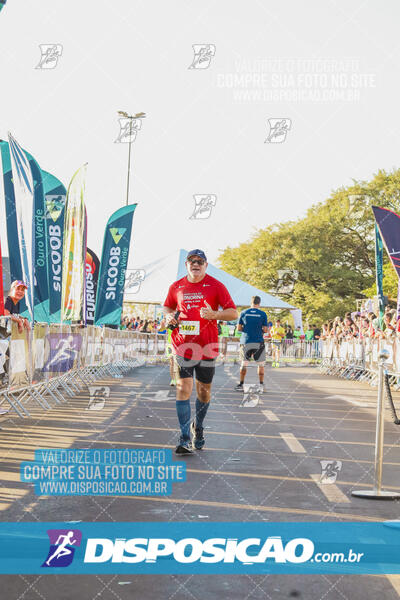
top-left (187, 249), bottom-right (207, 261)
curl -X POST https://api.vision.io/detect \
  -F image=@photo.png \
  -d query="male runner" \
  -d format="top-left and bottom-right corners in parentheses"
top-left (270, 319), bottom-right (286, 367)
top-left (234, 296), bottom-right (268, 392)
top-left (163, 249), bottom-right (237, 454)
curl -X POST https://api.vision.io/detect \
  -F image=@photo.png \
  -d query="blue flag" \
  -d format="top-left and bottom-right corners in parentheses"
top-left (95, 204), bottom-right (137, 326)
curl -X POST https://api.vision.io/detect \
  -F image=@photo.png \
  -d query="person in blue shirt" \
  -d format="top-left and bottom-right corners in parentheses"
top-left (235, 296), bottom-right (268, 392)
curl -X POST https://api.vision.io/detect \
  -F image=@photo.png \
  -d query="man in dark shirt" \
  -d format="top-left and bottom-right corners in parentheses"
top-left (235, 296), bottom-right (268, 392)
top-left (313, 325), bottom-right (321, 340)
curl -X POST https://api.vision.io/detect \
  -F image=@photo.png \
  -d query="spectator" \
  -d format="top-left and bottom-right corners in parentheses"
top-left (313, 324), bottom-right (321, 340)
top-left (305, 324), bottom-right (314, 342)
top-left (285, 325), bottom-right (294, 340)
top-left (4, 280), bottom-right (31, 333)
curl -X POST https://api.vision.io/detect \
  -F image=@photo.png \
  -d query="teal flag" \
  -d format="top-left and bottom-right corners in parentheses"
top-left (375, 223), bottom-right (384, 321)
top-left (25, 152), bottom-right (48, 322)
top-left (42, 171), bottom-right (66, 323)
top-left (0, 141), bottom-right (26, 312)
top-left (95, 204), bottom-right (137, 326)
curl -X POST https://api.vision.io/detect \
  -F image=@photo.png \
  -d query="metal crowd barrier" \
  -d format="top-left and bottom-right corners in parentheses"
top-left (216, 337), bottom-right (322, 363)
top-left (319, 337), bottom-right (400, 388)
top-left (0, 319), bottom-right (146, 418)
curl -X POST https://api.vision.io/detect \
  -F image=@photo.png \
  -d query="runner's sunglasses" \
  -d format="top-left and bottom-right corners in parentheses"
top-left (187, 258), bottom-right (206, 265)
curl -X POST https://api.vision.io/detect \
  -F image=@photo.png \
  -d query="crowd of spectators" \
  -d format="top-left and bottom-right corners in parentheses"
top-left (119, 309), bottom-right (400, 344)
top-left (120, 316), bottom-right (165, 333)
top-left (319, 306), bottom-right (399, 341)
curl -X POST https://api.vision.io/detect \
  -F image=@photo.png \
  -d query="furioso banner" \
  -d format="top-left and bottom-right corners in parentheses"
top-left (8, 133), bottom-right (35, 321)
top-left (86, 248), bottom-right (100, 325)
top-left (95, 204), bottom-right (137, 326)
top-left (42, 171), bottom-right (67, 323)
top-left (61, 165), bottom-right (87, 322)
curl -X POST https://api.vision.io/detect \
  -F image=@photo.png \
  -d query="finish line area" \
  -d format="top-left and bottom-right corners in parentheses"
top-left (0, 360), bottom-right (399, 598)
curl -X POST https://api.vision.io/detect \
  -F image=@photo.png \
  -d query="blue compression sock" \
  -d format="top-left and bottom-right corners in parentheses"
top-left (176, 400), bottom-right (191, 441)
top-left (195, 398), bottom-right (210, 428)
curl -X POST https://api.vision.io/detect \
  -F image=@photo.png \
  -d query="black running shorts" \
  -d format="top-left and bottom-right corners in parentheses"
top-left (239, 342), bottom-right (266, 363)
top-left (174, 355), bottom-right (216, 384)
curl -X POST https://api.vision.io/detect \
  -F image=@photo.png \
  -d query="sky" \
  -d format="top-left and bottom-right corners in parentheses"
top-left (1, 0), bottom-right (400, 274)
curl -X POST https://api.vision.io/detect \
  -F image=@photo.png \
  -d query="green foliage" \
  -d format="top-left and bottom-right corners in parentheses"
top-left (218, 169), bottom-right (400, 324)
top-left (362, 260), bottom-right (398, 303)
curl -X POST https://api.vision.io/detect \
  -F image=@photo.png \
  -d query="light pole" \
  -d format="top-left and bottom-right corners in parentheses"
top-left (117, 111), bottom-right (146, 206)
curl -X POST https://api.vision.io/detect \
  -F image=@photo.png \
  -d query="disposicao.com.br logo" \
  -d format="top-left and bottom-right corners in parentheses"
top-left (84, 535), bottom-right (315, 565)
top-left (0, 522), bottom-right (395, 574)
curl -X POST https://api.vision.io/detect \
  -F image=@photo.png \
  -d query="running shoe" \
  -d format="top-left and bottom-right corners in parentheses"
top-left (272, 362), bottom-right (276, 367)
top-left (175, 438), bottom-right (193, 454)
top-left (235, 382), bottom-right (244, 391)
top-left (190, 421), bottom-right (205, 450)
top-left (259, 384), bottom-right (267, 393)
top-left (169, 379), bottom-right (176, 386)
top-left (276, 363), bottom-right (280, 368)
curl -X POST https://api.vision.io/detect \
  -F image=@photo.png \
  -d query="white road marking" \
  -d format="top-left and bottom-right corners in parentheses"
top-left (310, 473), bottom-right (350, 503)
top-left (262, 410), bottom-right (280, 422)
top-left (280, 432), bottom-right (306, 453)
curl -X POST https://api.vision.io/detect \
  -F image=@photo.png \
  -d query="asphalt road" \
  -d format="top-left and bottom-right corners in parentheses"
top-left (0, 360), bottom-right (400, 599)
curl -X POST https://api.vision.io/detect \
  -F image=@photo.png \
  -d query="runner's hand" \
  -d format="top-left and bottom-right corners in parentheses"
top-left (165, 313), bottom-right (178, 327)
top-left (200, 301), bottom-right (216, 320)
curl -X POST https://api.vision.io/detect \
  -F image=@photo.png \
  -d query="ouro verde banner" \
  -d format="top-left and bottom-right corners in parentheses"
top-left (95, 204), bottom-right (137, 326)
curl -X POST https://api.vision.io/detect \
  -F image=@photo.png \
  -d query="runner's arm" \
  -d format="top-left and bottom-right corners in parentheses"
top-left (215, 308), bottom-right (238, 321)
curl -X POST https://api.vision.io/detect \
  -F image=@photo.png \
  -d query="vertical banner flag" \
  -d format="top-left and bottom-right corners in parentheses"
top-left (374, 223), bottom-right (385, 320)
top-left (42, 171), bottom-right (67, 323)
top-left (8, 133), bottom-right (35, 321)
top-left (0, 141), bottom-right (24, 284)
top-left (86, 248), bottom-right (99, 325)
top-left (372, 205), bottom-right (400, 322)
top-left (95, 204), bottom-right (137, 326)
top-left (0, 240), bottom-right (4, 315)
top-left (290, 308), bottom-right (304, 335)
top-left (372, 206), bottom-right (400, 278)
top-left (61, 165), bottom-right (87, 322)
top-left (24, 151), bottom-right (48, 322)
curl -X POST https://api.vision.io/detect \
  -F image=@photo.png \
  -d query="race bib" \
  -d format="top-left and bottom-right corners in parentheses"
top-left (179, 321), bottom-right (200, 336)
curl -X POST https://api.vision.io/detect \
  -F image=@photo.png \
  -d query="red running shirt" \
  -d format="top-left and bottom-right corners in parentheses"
top-left (163, 274), bottom-right (236, 359)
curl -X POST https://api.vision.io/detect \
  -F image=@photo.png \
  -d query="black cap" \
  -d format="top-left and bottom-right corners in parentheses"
top-left (186, 249), bottom-right (207, 261)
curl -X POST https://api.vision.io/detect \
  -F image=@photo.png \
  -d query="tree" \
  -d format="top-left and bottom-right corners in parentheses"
top-left (218, 169), bottom-right (400, 323)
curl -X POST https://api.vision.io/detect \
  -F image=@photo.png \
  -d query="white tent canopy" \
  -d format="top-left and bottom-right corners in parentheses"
top-left (124, 249), bottom-right (295, 310)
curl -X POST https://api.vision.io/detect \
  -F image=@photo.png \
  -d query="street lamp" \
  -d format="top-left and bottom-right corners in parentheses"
top-left (117, 111), bottom-right (146, 206)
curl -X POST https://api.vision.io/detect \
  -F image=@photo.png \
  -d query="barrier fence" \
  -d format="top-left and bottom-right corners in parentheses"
top-left (0, 318), bottom-right (145, 418)
top-left (5, 320), bottom-right (395, 419)
top-left (319, 337), bottom-right (400, 387)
